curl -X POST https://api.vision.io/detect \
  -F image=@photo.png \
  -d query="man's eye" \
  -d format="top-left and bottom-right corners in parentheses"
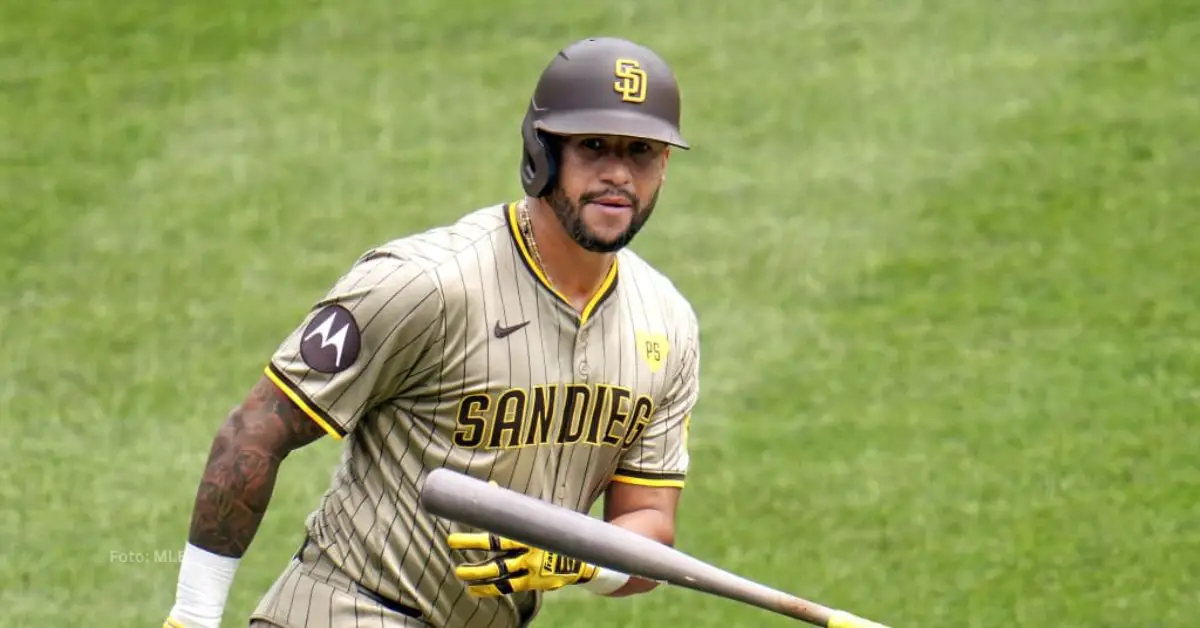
top-left (581, 138), bottom-right (604, 151)
top-left (629, 142), bottom-right (652, 155)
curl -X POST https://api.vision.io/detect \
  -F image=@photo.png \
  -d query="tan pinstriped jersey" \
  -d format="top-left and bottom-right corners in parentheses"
top-left (263, 201), bottom-right (700, 628)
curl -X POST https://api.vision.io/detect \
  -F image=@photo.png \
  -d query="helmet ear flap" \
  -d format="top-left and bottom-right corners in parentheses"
top-left (520, 109), bottom-right (558, 198)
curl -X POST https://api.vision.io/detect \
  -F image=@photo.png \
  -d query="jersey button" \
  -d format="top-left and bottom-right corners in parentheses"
top-left (578, 361), bottom-right (589, 377)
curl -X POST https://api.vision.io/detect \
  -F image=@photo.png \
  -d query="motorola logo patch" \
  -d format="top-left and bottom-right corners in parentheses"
top-left (299, 304), bottom-right (362, 373)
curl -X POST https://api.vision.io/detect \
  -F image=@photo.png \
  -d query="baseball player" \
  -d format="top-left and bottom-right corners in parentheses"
top-left (165, 36), bottom-right (700, 628)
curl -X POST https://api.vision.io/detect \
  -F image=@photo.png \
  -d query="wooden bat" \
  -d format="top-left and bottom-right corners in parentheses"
top-left (419, 468), bottom-right (892, 628)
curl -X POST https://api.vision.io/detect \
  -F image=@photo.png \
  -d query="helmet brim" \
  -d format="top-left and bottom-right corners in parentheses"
top-left (536, 109), bottom-right (690, 150)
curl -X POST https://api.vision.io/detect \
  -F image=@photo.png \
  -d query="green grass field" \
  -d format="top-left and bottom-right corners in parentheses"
top-left (4, 0), bottom-right (1199, 626)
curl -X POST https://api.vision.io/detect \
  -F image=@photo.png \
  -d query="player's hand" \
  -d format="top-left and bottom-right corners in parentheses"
top-left (447, 532), bottom-right (598, 596)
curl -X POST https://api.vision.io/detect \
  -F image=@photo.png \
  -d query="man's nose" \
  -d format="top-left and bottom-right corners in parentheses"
top-left (596, 153), bottom-right (634, 187)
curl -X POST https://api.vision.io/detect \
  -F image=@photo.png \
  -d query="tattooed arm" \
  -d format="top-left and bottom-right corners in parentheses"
top-left (166, 376), bottom-right (326, 628)
top-left (167, 254), bottom-right (442, 627)
top-left (187, 375), bottom-right (327, 557)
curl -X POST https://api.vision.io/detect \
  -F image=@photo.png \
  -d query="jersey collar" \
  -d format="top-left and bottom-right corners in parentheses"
top-left (504, 201), bottom-right (619, 326)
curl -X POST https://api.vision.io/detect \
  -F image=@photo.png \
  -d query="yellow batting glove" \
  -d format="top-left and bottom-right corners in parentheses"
top-left (447, 532), bottom-right (598, 597)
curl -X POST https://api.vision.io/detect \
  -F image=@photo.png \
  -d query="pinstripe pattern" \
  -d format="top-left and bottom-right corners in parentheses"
top-left (251, 203), bottom-right (700, 628)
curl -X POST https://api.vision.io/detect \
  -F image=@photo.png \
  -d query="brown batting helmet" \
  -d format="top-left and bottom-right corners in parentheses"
top-left (519, 37), bottom-right (689, 197)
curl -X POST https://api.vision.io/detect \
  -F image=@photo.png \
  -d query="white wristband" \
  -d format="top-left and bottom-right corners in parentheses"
top-left (579, 566), bottom-right (632, 595)
top-left (167, 543), bottom-right (241, 628)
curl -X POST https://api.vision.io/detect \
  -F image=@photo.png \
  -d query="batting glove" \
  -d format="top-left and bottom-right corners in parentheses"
top-left (448, 532), bottom-right (599, 596)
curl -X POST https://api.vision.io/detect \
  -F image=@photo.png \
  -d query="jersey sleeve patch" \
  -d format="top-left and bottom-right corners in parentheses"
top-left (298, 304), bottom-right (362, 374)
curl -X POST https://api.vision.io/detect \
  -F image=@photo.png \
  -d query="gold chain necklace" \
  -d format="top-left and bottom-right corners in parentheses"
top-left (519, 201), bottom-right (614, 307)
top-left (518, 201), bottom-right (552, 283)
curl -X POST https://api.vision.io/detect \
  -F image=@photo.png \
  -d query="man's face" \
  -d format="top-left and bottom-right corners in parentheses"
top-left (546, 134), bottom-right (670, 253)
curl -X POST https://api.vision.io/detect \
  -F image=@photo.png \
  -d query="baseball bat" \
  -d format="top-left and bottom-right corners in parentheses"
top-left (419, 468), bottom-right (891, 628)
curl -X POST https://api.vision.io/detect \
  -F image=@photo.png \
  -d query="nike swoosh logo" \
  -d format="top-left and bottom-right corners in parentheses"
top-left (494, 320), bottom-right (531, 339)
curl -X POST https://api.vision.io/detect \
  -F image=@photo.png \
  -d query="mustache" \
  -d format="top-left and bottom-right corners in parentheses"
top-left (581, 188), bottom-right (638, 206)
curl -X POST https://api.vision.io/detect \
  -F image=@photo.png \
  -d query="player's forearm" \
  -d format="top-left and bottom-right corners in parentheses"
top-left (167, 407), bottom-right (287, 627)
top-left (187, 406), bottom-right (287, 557)
top-left (185, 376), bottom-right (326, 556)
top-left (169, 378), bottom-right (325, 626)
top-left (604, 508), bottom-right (676, 597)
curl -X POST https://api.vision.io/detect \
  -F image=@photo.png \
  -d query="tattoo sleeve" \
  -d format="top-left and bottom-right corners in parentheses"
top-left (186, 375), bottom-right (329, 558)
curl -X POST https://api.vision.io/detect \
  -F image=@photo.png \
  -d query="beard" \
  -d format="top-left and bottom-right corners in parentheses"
top-left (545, 186), bottom-right (661, 253)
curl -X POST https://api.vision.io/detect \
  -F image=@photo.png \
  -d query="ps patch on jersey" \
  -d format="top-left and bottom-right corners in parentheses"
top-left (635, 331), bottom-right (669, 373)
top-left (300, 304), bottom-right (362, 373)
